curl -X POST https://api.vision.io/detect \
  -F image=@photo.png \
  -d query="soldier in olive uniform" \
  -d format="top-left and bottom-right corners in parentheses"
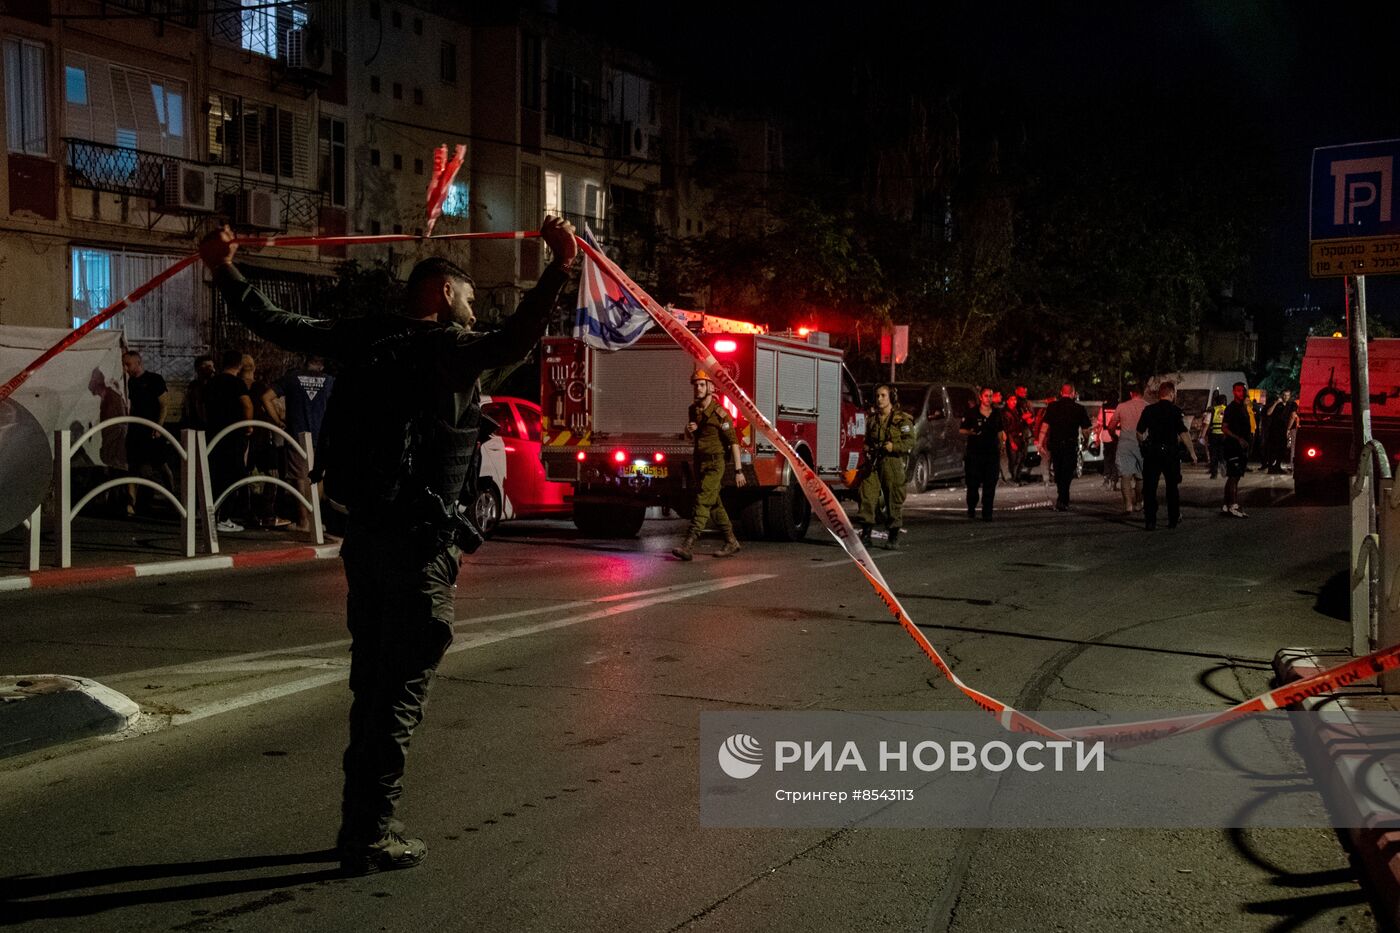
top-left (672, 369), bottom-right (747, 560)
top-left (857, 383), bottom-right (916, 548)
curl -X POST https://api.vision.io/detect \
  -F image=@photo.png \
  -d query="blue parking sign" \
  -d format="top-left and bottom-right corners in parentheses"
top-left (1310, 139), bottom-right (1400, 277)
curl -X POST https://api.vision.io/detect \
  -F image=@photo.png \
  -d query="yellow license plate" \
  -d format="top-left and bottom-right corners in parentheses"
top-left (623, 464), bottom-right (668, 478)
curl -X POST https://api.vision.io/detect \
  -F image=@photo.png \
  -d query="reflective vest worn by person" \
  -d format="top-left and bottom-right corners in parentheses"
top-left (1209, 401), bottom-right (1226, 437)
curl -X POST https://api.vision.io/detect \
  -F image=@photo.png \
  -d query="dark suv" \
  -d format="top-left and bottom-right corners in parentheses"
top-left (860, 382), bottom-right (977, 492)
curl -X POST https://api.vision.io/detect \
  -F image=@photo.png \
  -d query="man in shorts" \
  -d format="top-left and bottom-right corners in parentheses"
top-left (1220, 381), bottom-right (1252, 518)
top-left (1108, 386), bottom-right (1147, 514)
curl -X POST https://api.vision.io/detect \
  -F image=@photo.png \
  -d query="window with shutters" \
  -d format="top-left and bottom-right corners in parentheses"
top-left (207, 93), bottom-right (309, 183)
top-left (71, 247), bottom-right (199, 366)
top-left (64, 53), bottom-right (187, 158)
top-left (4, 37), bottom-right (49, 156)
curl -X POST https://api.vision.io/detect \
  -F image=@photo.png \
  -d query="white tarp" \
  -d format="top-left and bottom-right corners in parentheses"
top-left (0, 325), bottom-right (127, 468)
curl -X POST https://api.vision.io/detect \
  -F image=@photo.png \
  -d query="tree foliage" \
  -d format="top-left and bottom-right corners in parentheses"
top-left (667, 195), bottom-right (891, 330)
top-left (318, 258), bottom-right (403, 320)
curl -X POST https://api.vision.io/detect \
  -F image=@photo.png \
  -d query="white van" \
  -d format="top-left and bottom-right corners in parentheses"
top-left (1148, 370), bottom-right (1248, 438)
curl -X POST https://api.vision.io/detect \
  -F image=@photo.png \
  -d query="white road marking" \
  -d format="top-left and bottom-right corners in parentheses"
top-left (165, 573), bottom-right (775, 725)
top-left (117, 579), bottom-right (758, 681)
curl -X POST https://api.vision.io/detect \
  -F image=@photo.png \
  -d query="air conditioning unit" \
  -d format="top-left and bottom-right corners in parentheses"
top-left (618, 121), bottom-right (649, 159)
top-left (283, 26), bottom-right (332, 80)
top-left (237, 188), bottom-right (280, 230)
top-left (159, 162), bottom-right (215, 213)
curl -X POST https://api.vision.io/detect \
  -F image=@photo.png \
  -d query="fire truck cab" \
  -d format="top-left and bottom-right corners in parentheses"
top-left (540, 312), bottom-right (865, 539)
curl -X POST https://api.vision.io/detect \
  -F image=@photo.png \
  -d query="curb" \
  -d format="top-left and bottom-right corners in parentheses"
top-left (1274, 647), bottom-right (1400, 930)
top-left (0, 542), bottom-right (341, 594)
top-left (0, 674), bottom-right (140, 759)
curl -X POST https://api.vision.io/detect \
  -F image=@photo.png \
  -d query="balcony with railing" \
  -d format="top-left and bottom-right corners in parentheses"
top-left (63, 138), bottom-right (324, 233)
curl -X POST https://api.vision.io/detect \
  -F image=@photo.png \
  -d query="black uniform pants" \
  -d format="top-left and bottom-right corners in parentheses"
top-left (1143, 453), bottom-right (1182, 527)
top-left (1207, 435), bottom-right (1223, 476)
top-left (338, 519), bottom-right (458, 846)
top-left (1049, 444), bottom-right (1079, 508)
top-left (965, 456), bottom-right (999, 518)
top-left (210, 435), bottom-right (248, 521)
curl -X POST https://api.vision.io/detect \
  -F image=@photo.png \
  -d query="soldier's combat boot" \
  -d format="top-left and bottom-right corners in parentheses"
top-left (886, 527), bottom-right (901, 550)
top-left (714, 530), bottom-right (741, 558)
top-left (672, 533), bottom-right (697, 561)
top-left (859, 525), bottom-right (873, 548)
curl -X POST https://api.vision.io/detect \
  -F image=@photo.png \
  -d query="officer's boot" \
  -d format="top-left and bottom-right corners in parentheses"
top-left (886, 527), bottom-right (901, 550)
top-left (859, 525), bottom-right (873, 548)
top-left (671, 533), bottom-right (697, 561)
top-left (714, 529), bottom-right (741, 558)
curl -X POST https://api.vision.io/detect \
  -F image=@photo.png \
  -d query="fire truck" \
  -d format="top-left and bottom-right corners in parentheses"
top-left (540, 312), bottom-right (866, 539)
top-left (1294, 336), bottom-right (1400, 499)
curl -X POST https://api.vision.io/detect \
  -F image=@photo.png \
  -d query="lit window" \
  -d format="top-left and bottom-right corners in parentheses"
top-left (238, 0), bottom-right (307, 59)
top-left (71, 249), bottom-right (114, 329)
top-left (443, 182), bottom-right (469, 217)
top-left (65, 66), bottom-right (88, 105)
top-left (544, 170), bottom-right (562, 216)
top-left (150, 83), bottom-right (184, 138)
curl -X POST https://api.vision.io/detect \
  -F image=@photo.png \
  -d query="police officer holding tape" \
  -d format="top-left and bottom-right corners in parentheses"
top-left (857, 383), bottom-right (915, 549)
top-left (199, 217), bottom-right (577, 876)
top-left (672, 369), bottom-right (747, 560)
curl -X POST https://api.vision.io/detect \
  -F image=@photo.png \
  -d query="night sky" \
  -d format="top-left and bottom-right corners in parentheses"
top-left (603, 0), bottom-right (1400, 329)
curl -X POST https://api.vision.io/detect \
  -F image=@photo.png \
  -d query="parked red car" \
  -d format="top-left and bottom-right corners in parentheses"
top-left (480, 396), bottom-right (572, 519)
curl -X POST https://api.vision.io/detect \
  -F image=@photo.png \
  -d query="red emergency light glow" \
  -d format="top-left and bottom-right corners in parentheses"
top-left (1305, 447), bottom-right (1319, 459)
top-left (653, 451), bottom-right (666, 463)
top-left (797, 326), bottom-right (811, 337)
top-left (612, 449), bottom-right (628, 464)
top-left (576, 450), bottom-right (587, 462)
top-left (713, 339), bottom-right (738, 353)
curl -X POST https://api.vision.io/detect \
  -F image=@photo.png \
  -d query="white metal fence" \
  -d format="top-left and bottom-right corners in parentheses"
top-left (22, 416), bottom-right (322, 569)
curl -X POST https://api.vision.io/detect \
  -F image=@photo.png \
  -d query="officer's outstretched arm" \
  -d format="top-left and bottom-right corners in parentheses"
top-left (201, 226), bottom-right (348, 357)
top-left (446, 262), bottom-right (569, 387)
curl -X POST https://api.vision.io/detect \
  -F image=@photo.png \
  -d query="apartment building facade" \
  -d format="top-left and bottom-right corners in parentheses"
top-left (1, 0), bottom-right (780, 388)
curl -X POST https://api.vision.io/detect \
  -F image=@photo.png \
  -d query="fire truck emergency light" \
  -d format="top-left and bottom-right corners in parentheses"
top-left (653, 451), bottom-right (666, 463)
top-left (576, 450), bottom-right (587, 462)
top-left (612, 449), bottom-right (628, 464)
top-left (713, 339), bottom-right (738, 353)
top-left (1305, 447), bottom-right (1319, 459)
top-left (797, 326), bottom-right (811, 337)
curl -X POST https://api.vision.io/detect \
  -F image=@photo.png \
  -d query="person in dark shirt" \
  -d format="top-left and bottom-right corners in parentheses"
top-left (200, 216), bottom-right (576, 876)
top-left (1137, 380), bottom-right (1198, 530)
top-left (960, 387), bottom-right (1006, 520)
top-left (276, 356), bottom-right (336, 531)
top-left (122, 350), bottom-right (172, 514)
top-left (204, 349), bottom-right (254, 532)
top-left (1265, 389), bottom-right (1299, 473)
top-left (1036, 383), bottom-right (1092, 511)
top-left (1002, 393), bottom-right (1029, 484)
top-left (1220, 381), bottom-right (1253, 518)
top-left (181, 354), bottom-right (216, 430)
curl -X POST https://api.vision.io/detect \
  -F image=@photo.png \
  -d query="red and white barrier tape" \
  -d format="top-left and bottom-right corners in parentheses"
top-left (3, 224), bottom-right (1392, 749)
top-left (574, 238), bottom-right (1400, 749)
